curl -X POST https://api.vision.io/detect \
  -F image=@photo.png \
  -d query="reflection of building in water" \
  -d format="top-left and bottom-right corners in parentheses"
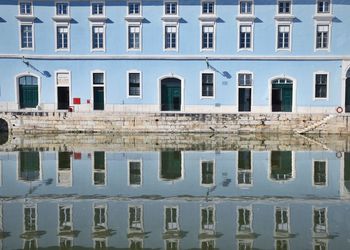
top-left (165, 239), bottom-right (179, 250)
top-left (274, 207), bottom-right (292, 238)
top-left (58, 204), bottom-right (74, 248)
top-left (128, 205), bottom-right (145, 249)
top-left (160, 152), bottom-right (183, 182)
top-left (21, 203), bottom-right (45, 249)
top-left (93, 152), bottom-right (106, 186)
top-left (275, 239), bottom-right (289, 250)
top-left (313, 161), bottom-right (327, 187)
top-left (199, 205), bottom-right (217, 250)
top-left (342, 153), bottom-right (350, 196)
top-left (200, 160), bottom-right (215, 186)
top-left (163, 205), bottom-right (185, 242)
top-left (18, 152), bottom-right (41, 182)
top-left (237, 151), bottom-right (252, 187)
top-left (128, 160), bottom-right (142, 186)
top-left (270, 151), bottom-right (294, 182)
top-left (93, 204), bottom-right (108, 248)
top-left (57, 152), bottom-right (72, 187)
top-left (313, 207), bottom-right (329, 249)
top-left (236, 206), bottom-right (255, 250)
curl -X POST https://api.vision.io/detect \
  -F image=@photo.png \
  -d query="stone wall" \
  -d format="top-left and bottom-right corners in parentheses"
top-left (1, 111), bottom-right (350, 135)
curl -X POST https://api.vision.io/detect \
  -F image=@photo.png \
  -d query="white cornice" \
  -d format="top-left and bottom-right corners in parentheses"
top-left (16, 15), bottom-right (36, 22)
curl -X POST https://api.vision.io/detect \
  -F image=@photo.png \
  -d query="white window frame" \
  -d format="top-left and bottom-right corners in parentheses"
top-left (276, 23), bottom-right (292, 51)
top-left (238, 0), bottom-right (254, 15)
top-left (200, 205), bottom-right (216, 233)
top-left (91, 151), bottom-right (107, 186)
top-left (14, 72), bottom-right (42, 110)
top-left (314, 23), bottom-right (331, 51)
top-left (276, 0), bottom-right (292, 15)
top-left (91, 70), bottom-right (106, 111)
top-left (313, 71), bottom-right (329, 100)
top-left (127, 0), bottom-right (142, 16)
top-left (236, 206), bottom-right (253, 234)
top-left (200, 70), bottom-right (216, 99)
top-left (23, 204), bottom-right (37, 233)
top-left (200, 23), bottom-right (215, 51)
top-left (91, 24), bottom-right (106, 52)
top-left (201, 0), bottom-right (216, 15)
top-left (128, 205), bottom-right (143, 232)
top-left (268, 151), bottom-right (295, 183)
top-left (91, 0), bottom-right (105, 16)
top-left (274, 206), bottom-right (290, 236)
top-left (18, 0), bottom-right (33, 16)
top-left (19, 22), bottom-right (34, 51)
top-left (312, 160), bottom-right (328, 187)
top-left (58, 204), bottom-right (73, 232)
top-left (127, 159), bottom-right (143, 186)
top-left (55, 1), bottom-right (70, 16)
top-left (93, 204), bottom-right (108, 231)
top-left (200, 159), bottom-right (215, 187)
top-left (127, 70), bottom-right (142, 98)
top-left (316, 0), bottom-right (332, 14)
top-left (163, 23), bottom-right (179, 51)
top-left (55, 23), bottom-right (70, 51)
top-left (164, 0), bottom-right (178, 15)
top-left (312, 207), bottom-right (328, 235)
top-left (237, 23), bottom-right (254, 51)
top-left (56, 150), bottom-right (73, 187)
top-left (164, 206), bottom-right (179, 232)
top-left (236, 150), bottom-right (254, 187)
top-left (127, 24), bottom-right (142, 51)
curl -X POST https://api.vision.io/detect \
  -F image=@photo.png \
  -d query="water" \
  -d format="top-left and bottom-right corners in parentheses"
top-left (0, 133), bottom-right (350, 249)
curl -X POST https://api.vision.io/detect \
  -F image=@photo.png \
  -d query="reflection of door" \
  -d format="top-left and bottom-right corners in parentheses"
top-left (272, 84), bottom-right (292, 112)
top-left (160, 151), bottom-right (181, 180)
top-left (346, 78), bottom-right (350, 112)
top-left (57, 87), bottom-right (70, 110)
top-left (93, 87), bottom-right (104, 110)
top-left (238, 88), bottom-right (251, 112)
top-left (161, 78), bottom-right (181, 111)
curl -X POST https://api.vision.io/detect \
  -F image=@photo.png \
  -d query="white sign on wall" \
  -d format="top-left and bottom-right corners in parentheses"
top-left (56, 72), bottom-right (70, 86)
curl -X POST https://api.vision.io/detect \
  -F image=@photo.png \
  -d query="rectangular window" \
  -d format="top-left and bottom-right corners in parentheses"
top-left (93, 151), bottom-right (105, 185)
top-left (94, 205), bottom-right (107, 231)
top-left (201, 161), bottom-right (214, 185)
top-left (165, 26), bottom-right (177, 49)
top-left (317, 0), bottom-right (330, 13)
top-left (92, 26), bottom-right (104, 50)
top-left (315, 74), bottom-right (328, 98)
top-left (129, 161), bottom-right (141, 185)
top-left (128, 25), bottom-right (140, 49)
top-left (128, 2), bottom-right (141, 15)
top-left (93, 73), bottom-right (104, 85)
top-left (238, 151), bottom-right (252, 184)
top-left (202, 25), bottom-right (214, 49)
top-left (202, 1), bottom-right (214, 14)
top-left (278, 1), bottom-right (291, 14)
top-left (57, 152), bottom-right (71, 186)
top-left (165, 2), bottom-right (177, 15)
top-left (165, 207), bottom-right (178, 231)
top-left (24, 205), bottom-right (36, 232)
top-left (128, 73), bottom-right (141, 97)
top-left (277, 25), bottom-right (290, 49)
top-left (59, 205), bottom-right (72, 232)
top-left (92, 2), bottom-right (104, 15)
top-left (238, 73), bottom-right (252, 86)
top-left (237, 207), bottom-right (252, 233)
top-left (129, 206), bottom-right (143, 231)
top-left (240, 1), bottom-right (252, 14)
top-left (56, 2), bottom-right (69, 15)
top-left (316, 25), bottom-right (329, 49)
top-left (201, 73), bottom-right (214, 97)
top-left (275, 207), bottom-right (289, 234)
top-left (314, 161), bottom-right (326, 186)
top-left (19, 2), bottom-right (32, 15)
top-left (313, 208), bottom-right (327, 234)
top-left (201, 206), bottom-right (215, 231)
top-left (20, 24), bottom-right (33, 49)
top-left (57, 26), bottom-right (69, 50)
top-left (239, 25), bottom-right (252, 49)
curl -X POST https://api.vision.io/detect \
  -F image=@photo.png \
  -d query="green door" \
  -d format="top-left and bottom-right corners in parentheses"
top-left (19, 76), bottom-right (39, 108)
top-left (270, 151), bottom-right (292, 181)
top-left (161, 78), bottom-right (181, 111)
top-left (160, 151), bottom-right (182, 180)
top-left (19, 152), bottom-right (40, 181)
top-left (238, 88), bottom-right (251, 112)
top-left (93, 87), bottom-right (104, 110)
top-left (272, 83), bottom-right (293, 112)
top-left (346, 78), bottom-right (350, 112)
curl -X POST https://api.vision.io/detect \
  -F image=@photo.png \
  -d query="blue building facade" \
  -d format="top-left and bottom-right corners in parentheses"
top-left (0, 0), bottom-right (350, 114)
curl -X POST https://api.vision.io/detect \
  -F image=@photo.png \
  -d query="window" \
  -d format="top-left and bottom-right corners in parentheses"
top-left (56, 26), bottom-right (69, 50)
top-left (57, 152), bottom-right (72, 186)
top-left (128, 25), bottom-right (140, 49)
top-left (238, 73), bottom-right (252, 86)
top-left (128, 160), bottom-right (142, 185)
top-left (201, 73), bottom-right (214, 97)
top-left (128, 2), bottom-right (141, 15)
top-left (93, 72), bottom-right (104, 85)
top-left (270, 151), bottom-right (293, 181)
top-left (201, 25), bottom-right (214, 49)
top-left (202, 1), bottom-right (215, 14)
top-left (93, 151), bottom-right (105, 186)
top-left (201, 206), bottom-right (215, 232)
top-left (59, 205), bottom-right (72, 232)
top-left (314, 161), bottom-right (326, 186)
top-left (237, 151), bottom-right (252, 185)
top-left (277, 25), bottom-right (290, 49)
top-left (237, 207), bottom-right (252, 233)
top-left (201, 160), bottom-right (214, 185)
top-left (19, 152), bottom-right (40, 181)
top-left (19, 1), bottom-right (32, 15)
top-left (275, 207), bottom-right (289, 235)
top-left (165, 207), bottom-right (179, 231)
top-left (165, 2), bottom-right (177, 15)
top-left (313, 208), bottom-right (327, 234)
top-left (92, 26), bottom-right (104, 50)
top-left (91, 2), bottom-right (104, 15)
top-left (129, 206), bottom-right (143, 232)
top-left (165, 25), bottom-right (177, 49)
top-left (24, 205), bottom-right (36, 232)
top-left (56, 2), bottom-right (69, 15)
top-left (93, 204), bottom-right (107, 231)
top-left (239, 25), bottom-right (252, 49)
top-left (20, 24), bottom-right (33, 49)
top-left (240, 0), bottom-right (253, 14)
top-left (316, 25), bottom-right (329, 49)
top-left (278, 0), bottom-right (291, 14)
top-left (315, 74), bottom-right (328, 98)
top-left (317, 0), bottom-right (330, 13)
top-left (128, 72), bottom-right (141, 97)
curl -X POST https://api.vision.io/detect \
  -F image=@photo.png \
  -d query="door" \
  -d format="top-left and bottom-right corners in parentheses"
top-left (238, 88), bottom-right (251, 112)
top-left (93, 87), bottom-right (104, 110)
top-left (57, 87), bottom-right (70, 110)
top-left (272, 84), bottom-right (292, 112)
top-left (161, 78), bottom-right (181, 111)
top-left (346, 78), bottom-right (350, 112)
top-left (19, 84), bottom-right (38, 108)
top-left (160, 151), bottom-right (182, 181)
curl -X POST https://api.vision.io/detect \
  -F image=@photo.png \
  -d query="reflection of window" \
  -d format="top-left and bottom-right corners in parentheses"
top-left (24, 239), bottom-right (37, 250)
top-left (24, 205), bottom-right (36, 232)
top-left (129, 239), bottom-right (143, 249)
top-left (237, 240), bottom-right (253, 250)
top-left (237, 207), bottom-right (252, 234)
top-left (314, 161), bottom-right (326, 186)
top-left (161, 152), bottom-right (182, 181)
top-left (313, 208), bottom-right (327, 234)
top-left (165, 239), bottom-right (179, 250)
top-left (270, 151), bottom-right (292, 181)
top-left (201, 160), bottom-right (214, 186)
top-left (93, 152), bottom-right (106, 186)
top-left (238, 151), bottom-right (252, 185)
top-left (314, 239), bottom-right (327, 250)
top-left (275, 207), bottom-right (289, 235)
top-left (201, 206), bottom-right (215, 232)
top-left (19, 152), bottom-right (40, 182)
top-left (129, 161), bottom-right (142, 186)
top-left (165, 207), bottom-right (179, 231)
top-left (94, 204), bottom-right (107, 231)
top-left (201, 240), bottom-right (215, 250)
top-left (58, 152), bottom-right (72, 187)
top-left (60, 237), bottom-right (73, 248)
top-left (129, 206), bottom-right (143, 232)
top-left (94, 239), bottom-right (107, 249)
top-left (59, 205), bottom-right (72, 232)
top-left (275, 239), bottom-right (289, 250)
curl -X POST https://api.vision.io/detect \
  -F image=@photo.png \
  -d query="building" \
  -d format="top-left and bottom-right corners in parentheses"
top-left (0, 0), bottom-right (350, 115)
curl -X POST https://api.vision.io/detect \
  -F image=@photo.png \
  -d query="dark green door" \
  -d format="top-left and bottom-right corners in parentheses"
top-left (161, 78), bottom-right (181, 111)
top-left (93, 87), bottom-right (104, 110)
top-left (19, 85), bottom-right (38, 108)
top-left (272, 84), bottom-right (292, 112)
top-left (238, 88), bottom-right (251, 112)
top-left (19, 152), bottom-right (40, 181)
top-left (346, 78), bottom-right (350, 112)
top-left (160, 151), bottom-right (182, 180)
top-left (57, 87), bottom-right (70, 110)
top-left (270, 151), bottom-right (292, 181)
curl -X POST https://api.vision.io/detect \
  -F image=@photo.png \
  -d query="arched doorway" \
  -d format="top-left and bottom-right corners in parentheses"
top-left (160, 77), bottom-right (182, 111)
top-left (18, 75), bottom-right (39, 109)
top-left (345, 69), bottom-right (350, 112)
top-left (271, 78), bottom-right (293, 112)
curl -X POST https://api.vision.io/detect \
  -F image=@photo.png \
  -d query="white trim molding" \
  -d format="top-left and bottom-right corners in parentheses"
top-left (126, 69), bottom-right (143, 98)
top-left (200, 69), bottom-right (216, 99)
top-left (313, 71), bottom-right (329, 101)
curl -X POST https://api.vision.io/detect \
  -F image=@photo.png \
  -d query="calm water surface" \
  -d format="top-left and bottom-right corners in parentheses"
top-left (0, 133), bottom-right (350, 249)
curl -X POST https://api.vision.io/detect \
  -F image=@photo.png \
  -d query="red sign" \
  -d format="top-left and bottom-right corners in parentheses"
top-left (73, 98), bottom-right (81, 104)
